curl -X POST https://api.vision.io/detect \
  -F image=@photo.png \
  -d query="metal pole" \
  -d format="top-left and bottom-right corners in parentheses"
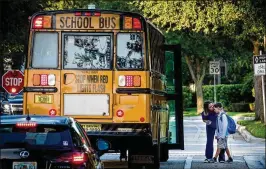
top-left (214, 74), bottom-right (216, 103)
top-left (262, 75), bottom-right (266, 124)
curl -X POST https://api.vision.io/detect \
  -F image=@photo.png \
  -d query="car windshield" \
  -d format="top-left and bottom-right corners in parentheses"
top-left (0, 124), bottom-right (73, 148)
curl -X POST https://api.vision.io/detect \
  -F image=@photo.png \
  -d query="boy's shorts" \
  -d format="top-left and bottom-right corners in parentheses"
top-left (217, 137), bottom-right (228, 149)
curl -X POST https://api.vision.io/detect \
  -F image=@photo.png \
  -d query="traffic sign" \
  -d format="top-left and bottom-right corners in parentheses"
top-left (254, 55), bottom-right (266, 76)
top-left (209, 61), bottom-right (220, 75)
top-left (2, 70), bottom-right (24, 94)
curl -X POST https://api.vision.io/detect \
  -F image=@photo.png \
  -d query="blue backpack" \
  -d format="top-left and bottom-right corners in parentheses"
top-left (220, 112), bottom-right (236, 134)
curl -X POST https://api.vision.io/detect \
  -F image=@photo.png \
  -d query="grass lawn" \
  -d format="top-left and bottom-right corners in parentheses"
top-left (183, 107), bottom-right (255, 117)
top-left (237, 120), bottom-right (266, 139)
top-left (227, 112), bottom-right (255, 117)
top-left (183, 108), bottom-right (198, 117)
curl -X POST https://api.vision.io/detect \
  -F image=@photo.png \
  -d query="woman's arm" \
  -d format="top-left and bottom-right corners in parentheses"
top-left (201, 112), bottom-right (208, 123)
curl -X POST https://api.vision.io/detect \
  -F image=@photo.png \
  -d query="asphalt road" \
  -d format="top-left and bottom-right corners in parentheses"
top-left (101, 116), bottom-right (265, 169)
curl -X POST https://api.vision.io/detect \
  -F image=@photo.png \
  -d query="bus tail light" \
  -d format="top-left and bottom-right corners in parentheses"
top-left (118, 75), bottom-right (141, 87)
top-left (32, 15), bottom-right (52, 29)
top-left (33, 74), bottom-right (56, 86)
top-left (140, 117), bottom-right (145, 122)
top-left (116, 110), bottom-right (124, 117)
top-left (49, 109), bottom-right (57, 116)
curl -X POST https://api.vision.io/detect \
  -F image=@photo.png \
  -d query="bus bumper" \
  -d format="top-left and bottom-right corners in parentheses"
top-left (84, 123), bottom-right (152, 150)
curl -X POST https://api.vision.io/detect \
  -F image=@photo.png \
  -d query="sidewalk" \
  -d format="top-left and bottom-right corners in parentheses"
top-left (184, 116), bottom-right (266, 143)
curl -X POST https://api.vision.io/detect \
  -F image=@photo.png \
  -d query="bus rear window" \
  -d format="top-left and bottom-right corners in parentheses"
top-left (63, 33), bottom-right (112, 69)
top-left (0, 125), bottom-right (72, 148)
top-left (32, 32), bottom-right (58, 68)
top-left (116, 33), bottom-right (144, 69)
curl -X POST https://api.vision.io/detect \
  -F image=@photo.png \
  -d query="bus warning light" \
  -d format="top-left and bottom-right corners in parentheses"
top-left (133, 18), bottom-right (141, 29)
top-left (33, 16), bottom-right (43, 28)
top-left (32, 15), bottom-right (52, 29)
top-left (75, 12), bottom-right (82, 16)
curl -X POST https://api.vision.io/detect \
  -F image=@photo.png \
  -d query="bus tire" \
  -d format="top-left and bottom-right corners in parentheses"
top-left (160, 143), bottom-right (169, 162)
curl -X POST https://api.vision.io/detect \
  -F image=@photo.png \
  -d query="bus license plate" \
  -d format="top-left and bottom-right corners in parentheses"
top-left (13, 162), bottom-right (37, 169)
top-left (82, 124), bottom-right (101, 131)
top-left (34, 95), bottom-right (53, 104)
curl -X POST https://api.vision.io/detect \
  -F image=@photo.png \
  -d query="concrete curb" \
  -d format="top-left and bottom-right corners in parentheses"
top-left (260, 155), bottom-right (265, 168)
top-left (236, 124), bottom-right (265, 143)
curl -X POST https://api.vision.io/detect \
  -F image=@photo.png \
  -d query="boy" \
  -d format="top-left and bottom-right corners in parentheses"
top-left (211, 102), bottom-right (233, 163)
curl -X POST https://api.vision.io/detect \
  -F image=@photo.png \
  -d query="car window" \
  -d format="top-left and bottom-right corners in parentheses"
top-left (72, 123), bottom-right (90, 148)
top-left (70, 128), bottom-right (83, 147)
top-left (0, 124), bottom-right (73, 148)
top-left (75, 122), bottom-right (92, 147)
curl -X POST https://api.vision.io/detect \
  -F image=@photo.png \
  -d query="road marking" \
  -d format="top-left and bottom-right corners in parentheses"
top-left (184, 156), bottom-right (193, 169)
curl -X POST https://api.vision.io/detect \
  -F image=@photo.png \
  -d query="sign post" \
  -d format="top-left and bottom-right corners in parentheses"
top-left (1, 70), bottom-right (24, 95)
top-left (253, 54), bottom-right (266, 124)
top-left (209, 61), bottom-right (220, 103)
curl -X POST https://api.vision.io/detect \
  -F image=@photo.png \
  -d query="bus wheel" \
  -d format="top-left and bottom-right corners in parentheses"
top-left (160, 143), bottom-right (169, 162)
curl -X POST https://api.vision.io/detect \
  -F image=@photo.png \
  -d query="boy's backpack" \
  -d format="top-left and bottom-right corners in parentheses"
top-left (220, 112), bottom-right (236, 134)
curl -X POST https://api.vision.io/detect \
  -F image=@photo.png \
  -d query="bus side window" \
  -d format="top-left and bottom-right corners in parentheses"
top-left (32, 32), bottom-right (58, 68)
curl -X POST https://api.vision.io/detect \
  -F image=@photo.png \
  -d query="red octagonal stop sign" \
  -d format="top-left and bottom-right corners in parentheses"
top-left (2, 70), bottom-right (24, 94)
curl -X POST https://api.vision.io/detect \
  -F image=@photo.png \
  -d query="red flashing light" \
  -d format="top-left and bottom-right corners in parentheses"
top-left (116, 110), bottom-right (124, 117)
top-left (94, 12), bottom-right (101, 16)
top-left (84, 12), bottom-right (91, 16)
top-left (33, 16), bottom-right (43, 29)
top-left (16, 122), bottom-right (37, 128)
top-left (133, 18), bottom-right (141, 29)
top-left (75, 12), bottom-right (82, 16)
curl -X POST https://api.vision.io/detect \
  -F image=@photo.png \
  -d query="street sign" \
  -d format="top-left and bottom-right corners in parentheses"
top-left (209, 61), bottom-right (220, 75)
top-left (2, 70), bottom-right (24, 94)
top-left (254, 55), bottom-right (266, 76)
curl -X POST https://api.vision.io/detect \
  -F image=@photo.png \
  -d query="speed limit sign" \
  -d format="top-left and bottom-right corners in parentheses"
top-left (209, 61), bottom-right (220, 75)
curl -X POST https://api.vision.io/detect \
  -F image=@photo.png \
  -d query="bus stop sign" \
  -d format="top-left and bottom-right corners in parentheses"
top-left (2, 70), bottom-right (24, 94)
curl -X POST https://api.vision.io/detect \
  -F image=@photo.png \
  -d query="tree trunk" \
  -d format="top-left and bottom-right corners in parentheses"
top-left (195, 81), bottom-right (204, 114)
top-left (253, 40), bottom-right (263, 121)
top-left (185, 55), bottom-right (206, 114)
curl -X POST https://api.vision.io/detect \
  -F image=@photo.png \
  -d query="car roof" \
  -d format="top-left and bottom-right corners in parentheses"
top-left (0, 115), bottom-right (74, 125)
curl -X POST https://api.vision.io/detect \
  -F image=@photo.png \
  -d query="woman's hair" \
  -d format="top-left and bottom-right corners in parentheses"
top-left (203, 100), bottom-right (212, 116)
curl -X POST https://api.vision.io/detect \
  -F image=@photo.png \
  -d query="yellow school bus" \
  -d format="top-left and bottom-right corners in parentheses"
top-left (23, 6), bottom-right (184, 169)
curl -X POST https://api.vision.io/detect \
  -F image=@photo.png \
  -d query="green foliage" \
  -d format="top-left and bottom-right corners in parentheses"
top-left (230, 103), bottom-right (251, 112)
top-left (203, 84), bottom-right (254, 110)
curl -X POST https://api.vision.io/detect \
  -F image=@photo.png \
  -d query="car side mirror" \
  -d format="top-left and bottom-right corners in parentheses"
top-left (96, 139), bottom-right (110, 151)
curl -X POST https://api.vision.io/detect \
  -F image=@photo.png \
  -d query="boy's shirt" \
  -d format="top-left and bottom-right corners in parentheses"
top-left (215, 111), bottom-right (228, 139)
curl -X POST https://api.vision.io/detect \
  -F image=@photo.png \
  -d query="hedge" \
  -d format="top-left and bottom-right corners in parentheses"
top-left (183, 86), bottom-right (193, 108)
top-left (202, 84), bottom-right (254, 111)
top-left (176, 84), bottom-right (253, 111)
